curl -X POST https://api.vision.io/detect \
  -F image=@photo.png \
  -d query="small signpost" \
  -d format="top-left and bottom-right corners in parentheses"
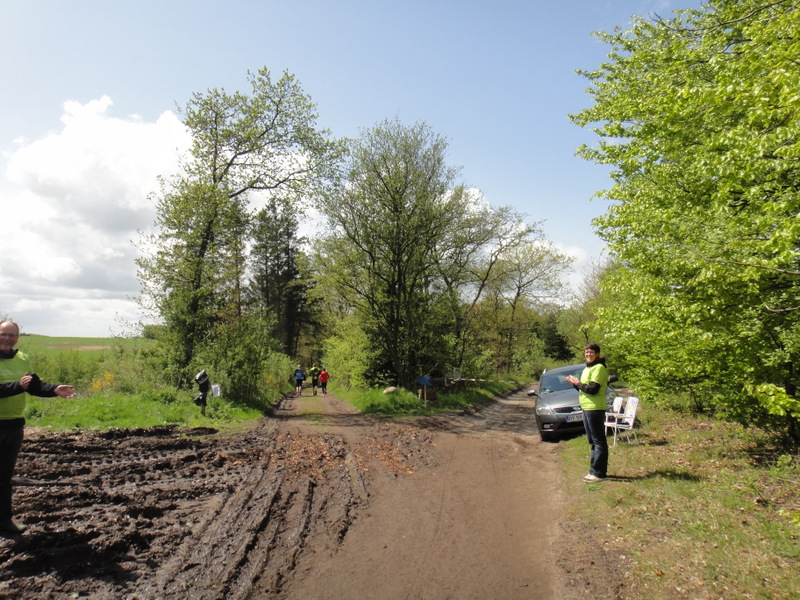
top-left (416, 375), bottom-right (433, 407)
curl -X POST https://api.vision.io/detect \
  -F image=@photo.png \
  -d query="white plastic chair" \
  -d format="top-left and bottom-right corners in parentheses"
top-left (609, 396), bottom-right (624, 414)
top-left (605, 396), bottom-right (639, 446)
top-left (604, 396), bottom-right (624, 443)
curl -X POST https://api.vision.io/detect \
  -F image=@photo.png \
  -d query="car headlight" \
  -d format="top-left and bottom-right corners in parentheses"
top-left (535, 404), bottom-right (555, 415)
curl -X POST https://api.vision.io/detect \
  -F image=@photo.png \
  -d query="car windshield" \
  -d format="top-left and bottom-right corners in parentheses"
top-left (539, 368), bottom-right (582, 393)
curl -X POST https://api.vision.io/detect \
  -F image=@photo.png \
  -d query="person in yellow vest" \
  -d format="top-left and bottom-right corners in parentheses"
top-left (566, 342), bottom-right (609, 483)
top-left (0, 321), bottom-right (76, 534)
top-left (308, 364), bottom-right (321, 396)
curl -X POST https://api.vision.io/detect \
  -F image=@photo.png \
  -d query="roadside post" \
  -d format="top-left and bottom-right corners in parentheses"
top-left (416, 375), bottom-right (433, 408)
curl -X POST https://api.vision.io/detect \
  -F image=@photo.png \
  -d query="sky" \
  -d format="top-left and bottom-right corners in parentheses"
top-left (0, 0), bottom-right (704, 337)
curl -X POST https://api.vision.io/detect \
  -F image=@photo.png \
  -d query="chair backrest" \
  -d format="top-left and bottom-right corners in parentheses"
top-left (611, 396), bottom-right (624, 413)
top-left (621, 396), bottom-right (639, 425)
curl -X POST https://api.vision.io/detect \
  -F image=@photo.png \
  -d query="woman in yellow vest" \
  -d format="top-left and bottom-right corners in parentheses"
top-left (566, 343), bottom-right (609, 483)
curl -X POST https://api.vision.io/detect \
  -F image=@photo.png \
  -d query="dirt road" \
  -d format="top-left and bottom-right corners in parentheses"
top-left (0, 389), bottom-right (612, 599)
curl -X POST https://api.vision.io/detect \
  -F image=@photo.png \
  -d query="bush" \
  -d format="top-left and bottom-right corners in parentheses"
top-left (321, 315), bottom-right (373, 389)
top-left (139, 387), bottom-right (179, 404)
top-left (25, 349), bottom-right (99, 388)
top-left (193, 311), bottom-right (293, 412)
top-left (334, 380), bottom-right (512, 416)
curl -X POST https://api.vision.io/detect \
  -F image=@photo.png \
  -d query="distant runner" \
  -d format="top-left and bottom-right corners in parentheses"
top-left (318, 367), bottom-right (330, 395)
top-left (308, 364), bottom-right (321, 396)
top-left (292, 365), bottom-right (306, 395)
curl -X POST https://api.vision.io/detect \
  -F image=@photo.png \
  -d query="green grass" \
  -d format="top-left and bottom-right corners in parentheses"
top-left (23, 390), bottom-right (263, 432)
top-left (17, 334), bottom-right (151, 360)
top-left (14, 334), bottom-right (157, 392)
top-left (14, 336), bottom-right (518, 430)
top-left (5, 335), bottom-right (240, 430)
top-left (332, 380), bottom-right (513, 416)
top-left (298, 392), bottom-right (326, 424)
top-left (23, 379), bottom-right (506, 432)
top-left (562, 408), bottom-right (800, 600)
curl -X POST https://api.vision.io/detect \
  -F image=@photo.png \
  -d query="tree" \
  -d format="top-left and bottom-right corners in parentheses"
top-left (315, 118), bottom-right (574, 387)
top-left (571, 1), bottom-right (800, 439)
top-left (137, 181), bottom-right (245, 384)
top-left (247, 197), bottom-right (310, 356)
top-left (433, 200), bottom-right (540, 372)
top-left (489, 240), bottom-right (572, 371)
top-left (557, 257), bottom-right (614, 357)
top-left (138, 68), bottom-right (343, 387)
top-left (315, 119), bottom-right (462, 387)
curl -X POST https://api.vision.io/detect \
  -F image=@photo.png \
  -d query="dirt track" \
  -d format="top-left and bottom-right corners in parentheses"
top-left (0, 389), bottom-right (615, 600)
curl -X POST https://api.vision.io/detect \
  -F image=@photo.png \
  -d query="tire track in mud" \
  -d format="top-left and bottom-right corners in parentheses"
top-left (0, 390), bottom-right (568, 600)
top-left (0, 396), bottom-right (434, 600)
top-left (140, 432), bottom-right (372, 600)
top-left (284, 391), bottom-right (568, 600)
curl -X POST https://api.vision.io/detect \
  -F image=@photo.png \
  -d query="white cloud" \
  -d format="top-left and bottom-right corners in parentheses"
top-left (558, 242), bottom-right (589, 267)
top-left (554, 242), bottom-right (609, 304)
top-left (0, 97), bottom-right (191, 336)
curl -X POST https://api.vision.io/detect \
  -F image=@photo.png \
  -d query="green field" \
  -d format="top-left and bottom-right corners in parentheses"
top-left (17, 334), bottom-right (151, 359)
top-left (563, 411), bottom-right (800, 600)
top-left (11, 335), bottom-right (514, 432)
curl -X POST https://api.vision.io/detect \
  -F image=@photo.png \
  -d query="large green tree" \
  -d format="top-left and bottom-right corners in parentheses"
top-left (138, 68), bottom-right (342, 387)
top-left (488, 240), bottom-right (572, 372)
top-left (315, 118), bottom-right (572, 386)
top-left (315, 119), bottom-right (462, 387)
top-left (247, 197), bottom-right (311, 356)
top-left (571, 1), bottom-right (800, 438)
top-left (137, 180), bottom-right (245, 384)
top-left (433, 203), bottom-right (541, 373)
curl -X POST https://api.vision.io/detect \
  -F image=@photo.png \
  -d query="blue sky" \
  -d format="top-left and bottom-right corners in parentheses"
top-left (0, 0), bottom-right (702, 336)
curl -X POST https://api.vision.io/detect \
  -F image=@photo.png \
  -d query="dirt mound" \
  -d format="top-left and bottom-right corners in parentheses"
top-left (0, 391), bottom-right (610, 600)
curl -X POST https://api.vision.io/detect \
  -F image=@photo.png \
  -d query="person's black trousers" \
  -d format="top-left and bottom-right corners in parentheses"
top-left (0, 421), bottom-right (25, 522)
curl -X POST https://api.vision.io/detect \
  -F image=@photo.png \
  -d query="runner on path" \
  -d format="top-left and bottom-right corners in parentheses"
top-left (318, 368), bottom-right (330, 395)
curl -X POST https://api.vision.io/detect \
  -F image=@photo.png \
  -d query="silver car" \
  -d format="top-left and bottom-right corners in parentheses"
top-left (529, 363), bottom-right (616, 441)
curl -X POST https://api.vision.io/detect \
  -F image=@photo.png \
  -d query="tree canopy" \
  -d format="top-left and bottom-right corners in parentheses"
top-left (315, 118), bottom-right (572, 387)
top-left (571, 0), bottom-right (800, 439)
top-left (138, 71), bottom-right (576, 401)
top-left (137, 68), bottom-right (343, 392)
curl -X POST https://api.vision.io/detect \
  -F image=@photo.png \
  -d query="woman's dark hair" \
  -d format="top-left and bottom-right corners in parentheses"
top-left (583, 342), bottom-right (601, 354)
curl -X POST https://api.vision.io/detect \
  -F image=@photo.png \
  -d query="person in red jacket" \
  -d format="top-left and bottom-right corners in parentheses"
top-left (318, 368), bottom-right (330, 395)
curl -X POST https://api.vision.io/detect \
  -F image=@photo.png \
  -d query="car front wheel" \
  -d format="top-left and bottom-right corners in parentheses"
top-left (539, 429), bottom-right (555, 442)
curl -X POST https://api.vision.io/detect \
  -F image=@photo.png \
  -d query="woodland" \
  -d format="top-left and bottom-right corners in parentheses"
top-left (130, 0), bottom-right (800, 443)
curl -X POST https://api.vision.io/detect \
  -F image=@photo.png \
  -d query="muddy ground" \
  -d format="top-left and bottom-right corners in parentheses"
top-left (0, 389), bottom-right (619, 600)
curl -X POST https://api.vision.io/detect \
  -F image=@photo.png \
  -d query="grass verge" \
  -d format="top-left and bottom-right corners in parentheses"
top-left (561, 408), bottom-right (800, 600)
top-left (22, 375), bottom-right (508, 432)
top-left (332, 381), bottom-right (514, 416)
top-left (23, 390), bottom-right (264, 432)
